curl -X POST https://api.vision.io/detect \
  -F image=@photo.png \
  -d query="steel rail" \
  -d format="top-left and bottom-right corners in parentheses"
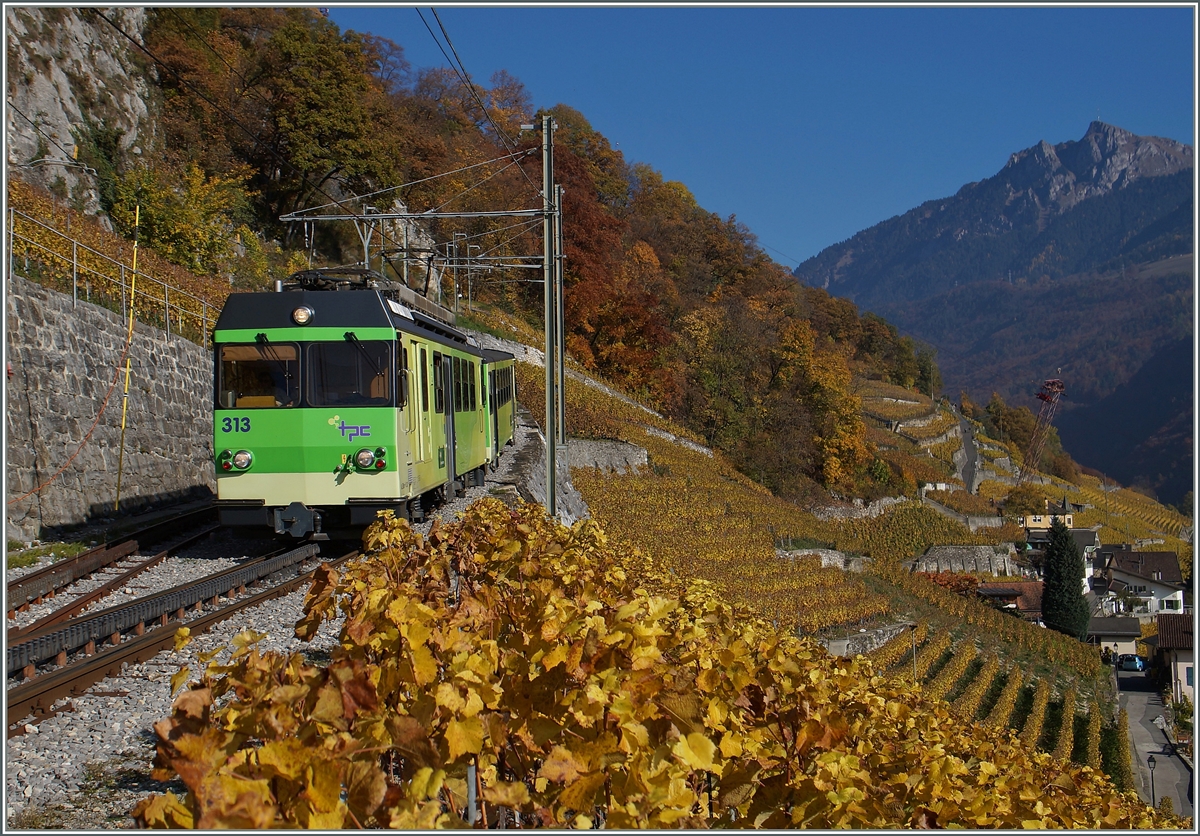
top-left (7, 550), bottom-right (359, 736)
top-left (6, 504), bottom-right (215, 613)
top-left (7, 523), bottom-right (223, 638)
top-left (6, 543), bottom-right (320, 675)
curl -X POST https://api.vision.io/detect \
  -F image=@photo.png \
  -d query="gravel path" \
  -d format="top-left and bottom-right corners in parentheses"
top-left (4, 413), bottom-right (545, 829)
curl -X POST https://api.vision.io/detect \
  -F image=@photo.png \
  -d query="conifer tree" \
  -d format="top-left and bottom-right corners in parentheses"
top-left (1042, 516), bottom-right (1091, 640)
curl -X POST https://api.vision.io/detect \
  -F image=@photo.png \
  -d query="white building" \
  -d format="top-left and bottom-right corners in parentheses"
top-left (1097, 546), bottom-right (1186, 618)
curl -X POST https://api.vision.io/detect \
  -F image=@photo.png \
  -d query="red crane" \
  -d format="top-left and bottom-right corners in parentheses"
top-left (1017, 378), bottom-right (1066, 485)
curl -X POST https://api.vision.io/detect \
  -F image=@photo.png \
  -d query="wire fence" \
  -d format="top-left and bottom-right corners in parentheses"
top-left (7, 208), bottom-right (225, 347)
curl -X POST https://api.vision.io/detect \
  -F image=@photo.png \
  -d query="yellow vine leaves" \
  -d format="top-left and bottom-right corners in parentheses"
top-left (134, 500), bottom-right (1189, 829)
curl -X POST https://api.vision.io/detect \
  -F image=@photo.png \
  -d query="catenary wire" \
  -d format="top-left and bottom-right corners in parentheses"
top-left (419, 7), bottom-right (542, 198)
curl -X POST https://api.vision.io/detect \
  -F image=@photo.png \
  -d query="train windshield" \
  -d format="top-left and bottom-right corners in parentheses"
top-left (217, 344), bottom-right (299, 408)
top-left (308, 340), bottom-right (392, 406)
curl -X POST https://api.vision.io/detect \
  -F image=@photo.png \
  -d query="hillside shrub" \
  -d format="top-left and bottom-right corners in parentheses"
top-left (133, 500), bottom-right (1184, 829)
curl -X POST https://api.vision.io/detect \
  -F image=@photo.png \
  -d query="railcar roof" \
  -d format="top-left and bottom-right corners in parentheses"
top-left (214, 289), bottom-right (484, 355)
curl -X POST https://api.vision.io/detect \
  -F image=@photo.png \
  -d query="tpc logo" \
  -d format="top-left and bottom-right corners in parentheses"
top-left (329, 415), bottom-right (371, 441)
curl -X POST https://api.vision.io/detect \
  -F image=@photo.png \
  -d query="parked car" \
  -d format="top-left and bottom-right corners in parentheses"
top-left (1118, 654), bottom-right (1145, 672)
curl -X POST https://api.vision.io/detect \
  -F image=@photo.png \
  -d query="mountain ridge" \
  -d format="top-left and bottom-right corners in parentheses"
top-left (792, 122), bottom-right (1194, 505)
top-left (794, 121), bottom-right (1193, 308)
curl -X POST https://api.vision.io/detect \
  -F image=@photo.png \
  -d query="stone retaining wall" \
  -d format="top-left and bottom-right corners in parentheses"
top-left (909, 544), bottom-right (1019, 576)
top-left (776, 547), bottom-right (869, 573)
top-left (921, 495), bottom-right (1008, 532)
top-left (6, 275), bottom-right (214, 542)
top-left (822, 622), bottom-right (913, 658)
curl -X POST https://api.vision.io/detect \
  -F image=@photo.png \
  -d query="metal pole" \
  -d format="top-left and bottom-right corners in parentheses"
top-left (542, 114), bottom-right (557, 518)
top-left (115, 205), bottom-right (140, 512)
top-left (164, 285), bottom-right (170, 340)
top-left (452, 234), bottom-right (464, 315)
top-left (467, 761), bottom-right (478, 824)
top-left (554, 183), bottom-right (567, 455)
top-left (467, 244), bottom-right (480, 313)
top-left (72, 240), bottom-right (77, 307)
top-left (403, 223), bottom-right (410, 288)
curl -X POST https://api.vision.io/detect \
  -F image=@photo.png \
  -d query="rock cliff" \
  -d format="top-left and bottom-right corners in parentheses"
top-left (5, 7), bottom-right (154, 215)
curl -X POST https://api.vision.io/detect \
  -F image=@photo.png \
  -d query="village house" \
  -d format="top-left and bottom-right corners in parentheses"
top-left (1014, 499), bottom-right (1100, 593)
top-left (1155, 612), bottom-right (1194, 704)
top-left (976, 581), bottom-right (1044, 623)
top-left (1093, 545), bottom-right (1186, 618)
top-left (1085, 616), bottom-right (1143, 659)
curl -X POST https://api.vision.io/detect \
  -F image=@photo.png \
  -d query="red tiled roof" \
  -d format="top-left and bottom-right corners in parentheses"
top-left (1157, 613), bottom-right (1193, 650)
top-left (978, 581), bottom-right (1043, 614)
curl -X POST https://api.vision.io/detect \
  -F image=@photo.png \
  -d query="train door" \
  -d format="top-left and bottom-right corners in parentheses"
top-left (474, 359), bottom-right (486, 460)
top-left (440, 352), bottom-right (458, 493)
top-left (488, 368), bottom-right (499, 463)
top-left (419, 346), bottom-right (432, 463)
top-left (407, 341), bottom-right (427, 465)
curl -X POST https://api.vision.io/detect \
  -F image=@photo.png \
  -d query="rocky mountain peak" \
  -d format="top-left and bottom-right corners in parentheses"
top-left (1000, 121), bottom-right (1192, 214)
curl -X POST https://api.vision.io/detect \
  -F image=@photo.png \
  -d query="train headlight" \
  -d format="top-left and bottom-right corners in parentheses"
top-left (218, 449), bottom-right (233, 471)
top-left (231, 450), bottom-right (253, 470)
top-left (291, 306), bottom-right (314, 325)
top-left (354, 449), bottom-right (376, 469)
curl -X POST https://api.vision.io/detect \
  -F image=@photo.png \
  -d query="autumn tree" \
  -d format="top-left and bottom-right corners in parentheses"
top-left (110, 161), bottom-right (252, 275)
top-left (985, 392), bottom-right (1037, 453)
top-left (1003, 484), bottom-right (1047, 518)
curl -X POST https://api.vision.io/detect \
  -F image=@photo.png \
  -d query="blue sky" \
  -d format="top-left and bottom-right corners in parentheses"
top-left (327, 4), bottom-right (1196, 268)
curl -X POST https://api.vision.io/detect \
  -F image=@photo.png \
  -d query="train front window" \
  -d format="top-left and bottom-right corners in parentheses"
top-left (218, 344), bottom-right (299, 408)
top-left (308, 339), bottom-right (392, 406)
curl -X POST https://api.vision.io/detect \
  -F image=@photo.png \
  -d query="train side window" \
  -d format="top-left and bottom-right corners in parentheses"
top-left (218, 343), bottom-right (299, 408)
top-left (452, 356), bottom-right (461, 413)
top-left (457, 357), bottom-right (466, 412)
top-left (420, 348), bottom-right (429, 412)
top-left (456, 357), bottom-right (465, 413)
top-left (470, 361), bottom-right (477, 410)
top-left (398, 346), bottom-right (409, 409)
top-left (433, 352), bottom-right (444, 413)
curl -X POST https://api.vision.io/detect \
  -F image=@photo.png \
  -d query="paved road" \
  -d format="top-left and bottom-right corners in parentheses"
top-left (1116, 667), bottom-right (1194, 818)
top-left (954, 409), bottom-right (979, 492)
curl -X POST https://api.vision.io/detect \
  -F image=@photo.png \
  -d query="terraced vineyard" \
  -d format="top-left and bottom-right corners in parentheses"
top-left (509, 357), bottom-right (1110, 683)
top-left (927, 434), bottom-right (964, 467)
top-left (868, 627), bottom-right (1106, 769)
top-left (858, 380), bottom-right (934, 422)
top-left (926, 489), bottom-right (998, 517)
top-left (490, 331), bottom-right (1191, 809)
top-left (899, 405), bottom-right (959, 441)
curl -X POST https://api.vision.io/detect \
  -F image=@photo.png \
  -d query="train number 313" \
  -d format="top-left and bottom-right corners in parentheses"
top-left (221, 417), bottom-right (252, 433)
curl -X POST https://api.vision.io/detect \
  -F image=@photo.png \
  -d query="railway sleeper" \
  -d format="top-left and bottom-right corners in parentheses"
top-left (6, 543), bottom-right (319, 677)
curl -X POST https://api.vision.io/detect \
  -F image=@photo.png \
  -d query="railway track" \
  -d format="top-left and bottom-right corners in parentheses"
top-left (6, 505), bottom-right (217, 620)
top-left (6, 524), bottom-right (229, 639)
top-left (7, 544), bottom-right (357, 737)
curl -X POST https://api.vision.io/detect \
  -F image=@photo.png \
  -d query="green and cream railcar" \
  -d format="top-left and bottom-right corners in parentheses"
top-left (212, 273), bottom-right (514, 539)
